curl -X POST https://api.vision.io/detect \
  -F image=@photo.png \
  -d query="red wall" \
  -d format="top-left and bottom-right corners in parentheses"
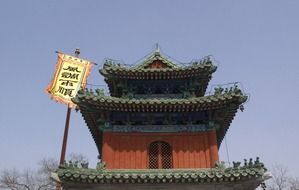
top-left (102, 131), bottom-right (219, 169)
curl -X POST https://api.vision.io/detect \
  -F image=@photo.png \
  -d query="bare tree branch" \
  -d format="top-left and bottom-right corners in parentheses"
top-left (0, 158), bottom-right (58, 190)
top-left (267, 164), bottom-right (289, 190)
top-left (38, 158), bottom-right (58, 175)
top-left (288, 177), bottom-right (299, 190)
top-left (265, 164), bottom-right (299, 190)
top-left (0, 169), bottom-right (32, 190)
top-left (0, 154), bottom-right (88, 190)
top-left (67, 153), bottom-right (88, 163)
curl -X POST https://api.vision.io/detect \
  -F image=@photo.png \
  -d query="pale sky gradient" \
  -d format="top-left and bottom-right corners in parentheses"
top-left (0, 0), bottom-right (298, 177)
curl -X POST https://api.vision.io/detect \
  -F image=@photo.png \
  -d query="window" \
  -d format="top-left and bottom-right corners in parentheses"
top-left (148, 141), bottom-right (173, 169)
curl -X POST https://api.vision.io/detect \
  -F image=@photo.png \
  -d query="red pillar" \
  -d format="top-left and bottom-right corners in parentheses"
top-left (208, 130), bottom-right (219, 167)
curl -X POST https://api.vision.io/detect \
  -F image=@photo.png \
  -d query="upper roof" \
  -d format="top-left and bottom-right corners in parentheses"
top-left (134, 44), bottom-right (179, 70)
top-left (100, 46), bottom-right (217, 80)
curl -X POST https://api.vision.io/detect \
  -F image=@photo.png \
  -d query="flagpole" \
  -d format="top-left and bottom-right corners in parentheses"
top-left (58, 48), bottom-right (80, 165)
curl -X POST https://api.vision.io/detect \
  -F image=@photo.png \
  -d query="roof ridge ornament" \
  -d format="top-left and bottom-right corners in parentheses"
top-left (154, 43), bottom-right (161, 55)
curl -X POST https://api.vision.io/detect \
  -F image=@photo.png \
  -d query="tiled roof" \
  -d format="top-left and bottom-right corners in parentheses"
top-left (133, 48), bottom-right (179, 69)
top-left (73, 88), bottom-right (246, 149)
top-left (55, 159), bottom-right (268, 185)
top-left (100, 59), bottom-right (217, 80)
top-left (73, 88), bottom-right (247, 112)
top-left (100, 51), bottom-right (216, 97)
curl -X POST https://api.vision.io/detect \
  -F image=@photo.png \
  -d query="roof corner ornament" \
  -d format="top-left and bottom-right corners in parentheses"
top-left (215, 161), bottom-right (226, 170)
top-left (96, 161), bottom-right (106, 170)
top-left (239, 104), bottom-right (244, 112)
top-left (154, 43), bottom-right (160, 55)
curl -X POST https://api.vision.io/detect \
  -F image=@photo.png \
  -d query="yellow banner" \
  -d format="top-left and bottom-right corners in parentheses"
top-left (46, 53), bottom-right (93, 107)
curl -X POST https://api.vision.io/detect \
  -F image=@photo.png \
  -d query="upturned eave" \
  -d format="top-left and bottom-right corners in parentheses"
top-left (54, 160), bottom-right (268, 190)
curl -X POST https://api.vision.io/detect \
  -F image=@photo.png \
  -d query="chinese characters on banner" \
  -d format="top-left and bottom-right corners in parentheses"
top-left (46, 53), bottom-right (93, 108)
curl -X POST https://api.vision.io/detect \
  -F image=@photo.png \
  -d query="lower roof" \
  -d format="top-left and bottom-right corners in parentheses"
top-left (54, 159), bottom-right (269, 189)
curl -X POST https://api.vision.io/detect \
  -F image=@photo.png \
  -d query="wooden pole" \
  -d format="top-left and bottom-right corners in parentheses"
top-left (58, 48), bottom-right (80, 165)
top-left (57, 49), bottom-right (81, 190)
top-left (59, 105), bottom-right (72, 165)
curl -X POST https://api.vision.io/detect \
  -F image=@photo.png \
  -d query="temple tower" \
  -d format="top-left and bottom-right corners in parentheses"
top-left (54, 46), bottom-right (269, 190)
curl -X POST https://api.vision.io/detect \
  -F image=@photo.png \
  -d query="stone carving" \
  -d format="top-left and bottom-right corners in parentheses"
top-left (96, 161), bottom-right (106, 170)
top-left (62, 160), bottom-right (89, 169)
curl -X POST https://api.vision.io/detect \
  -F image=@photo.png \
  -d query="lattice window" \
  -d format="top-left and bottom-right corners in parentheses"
top-left (148, 141), bottom-right (173, 169)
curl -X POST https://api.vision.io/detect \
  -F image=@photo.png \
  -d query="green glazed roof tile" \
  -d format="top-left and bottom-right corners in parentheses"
top-left (55, 160), bottom-right (266, 185)
top-left (74, 89), bottom-right (246, 110)
top-left (100, 56), bottom-right (217, 80)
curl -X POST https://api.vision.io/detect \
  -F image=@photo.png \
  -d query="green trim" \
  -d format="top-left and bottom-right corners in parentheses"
top-left (73, 88), bottom-right (247, 110)
top-left (98, 123), bottom-right (213, 132)
top-left (56, 158), bottom-right (266, 184)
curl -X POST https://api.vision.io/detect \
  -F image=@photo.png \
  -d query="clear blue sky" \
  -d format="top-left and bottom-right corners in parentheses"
top-left (0, 0), bottom-right (298, 177)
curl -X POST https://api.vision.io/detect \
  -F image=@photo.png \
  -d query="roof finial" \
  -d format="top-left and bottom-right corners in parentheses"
top-left (75, 48), bottom-right (80, 57)
top-left (154, 43), bottom-right (160, 55)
